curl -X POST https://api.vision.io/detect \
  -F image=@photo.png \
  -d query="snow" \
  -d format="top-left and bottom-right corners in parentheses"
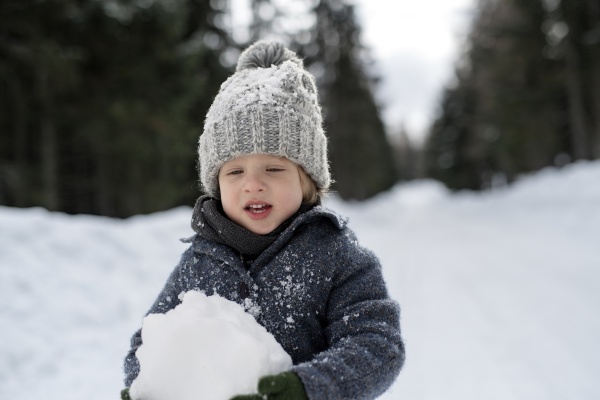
top-left (1, 160), bottom-right (599, 399)
top-left (130, 291), bottom-right (291, 400)
top-left (211, 59), bottom-right (317, 115)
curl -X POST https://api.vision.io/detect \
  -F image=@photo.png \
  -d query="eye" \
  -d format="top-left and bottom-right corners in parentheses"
top-left (226, 169), bottom-right (243, 176)
top-left (266, 167), bottom-right (285, 173)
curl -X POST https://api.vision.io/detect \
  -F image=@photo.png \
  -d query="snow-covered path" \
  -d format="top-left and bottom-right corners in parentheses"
top-left (337, 167), bottom-right (600, 400)
top-left (1, 161), bottom-right (599, 399)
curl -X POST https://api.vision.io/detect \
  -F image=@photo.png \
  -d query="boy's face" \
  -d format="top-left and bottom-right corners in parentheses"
top-left (218, 154), bottom-right (303, 235)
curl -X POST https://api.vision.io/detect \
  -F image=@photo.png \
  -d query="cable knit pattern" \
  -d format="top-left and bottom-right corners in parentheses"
top-left (198, 41), bottom-right (330, 196)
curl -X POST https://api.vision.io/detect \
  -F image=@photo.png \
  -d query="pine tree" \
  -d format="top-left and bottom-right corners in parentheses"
top-left (298, 0), bottom-right (397, 200)
top-left (0, 0), bottom-right (233, 217)
top-left (425, 0), bottom-right (570, 190)
top-left (0, 0), bottom-right (83, 210)
top-left (425, 73), bottom-right (485, 190)
top-left (551, 0), bottom-right (600, 159)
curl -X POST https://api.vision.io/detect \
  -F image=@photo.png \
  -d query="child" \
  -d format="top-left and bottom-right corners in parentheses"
top-left (123, 41), bottom-right (405, 400)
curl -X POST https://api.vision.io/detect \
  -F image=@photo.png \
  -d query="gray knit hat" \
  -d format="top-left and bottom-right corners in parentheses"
top-left (198, 41), bottom-right (330, 197)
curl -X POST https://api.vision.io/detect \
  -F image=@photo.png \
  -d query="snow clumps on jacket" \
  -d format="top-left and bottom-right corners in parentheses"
top-left (124, 206), bottom-right (405, 399)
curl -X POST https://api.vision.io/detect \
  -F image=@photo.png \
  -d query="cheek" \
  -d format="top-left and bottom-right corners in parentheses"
top-left (283, 180), bottom-right (304, 206)
top-left (219, 188), bottom-right (240, 222)
top-left (218, 180), bottom-right (236, 207)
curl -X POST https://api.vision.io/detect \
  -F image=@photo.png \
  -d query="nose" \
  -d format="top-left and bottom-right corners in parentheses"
top-left (242, 171), bottom-right (265, 193)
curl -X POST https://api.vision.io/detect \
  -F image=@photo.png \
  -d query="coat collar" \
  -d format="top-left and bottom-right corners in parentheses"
top-left (188, 205), bottom-right (348, 271)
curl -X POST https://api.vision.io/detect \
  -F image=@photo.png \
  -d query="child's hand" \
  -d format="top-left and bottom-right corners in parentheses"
top-left (230, 371), bottom-right (308, 400)
top-left (120, 388), bottom-right (132, 400)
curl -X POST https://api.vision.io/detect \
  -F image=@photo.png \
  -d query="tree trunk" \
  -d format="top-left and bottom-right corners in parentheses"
top-left (95, 148), bottom-right (113, 217)
top-left (7, 71), bottom-right (28, 206)
top-left (585, 0), bottom-right (600, 158)
top-left (590, 50), bottom-right (600, 158)
top-left (563, 35), bottom-right (591, 160)
top-left (38, 66), bottom-right (59, 210)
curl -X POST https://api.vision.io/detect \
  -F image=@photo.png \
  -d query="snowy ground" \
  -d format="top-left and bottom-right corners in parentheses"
top-left (1, 161), bottom-right (599, 400)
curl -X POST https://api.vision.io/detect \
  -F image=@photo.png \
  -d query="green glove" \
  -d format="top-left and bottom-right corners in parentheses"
top-left (120, 388), bottom-right (132, 400)
top-left (231, 371), bottom-right (308, 400)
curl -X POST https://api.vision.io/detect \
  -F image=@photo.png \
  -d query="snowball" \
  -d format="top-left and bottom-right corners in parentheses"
top-left (129, 291), bottom-right (292, 400)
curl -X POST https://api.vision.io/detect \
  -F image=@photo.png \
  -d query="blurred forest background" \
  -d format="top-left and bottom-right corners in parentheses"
top-left (1, 0), bottom-right (599, 218)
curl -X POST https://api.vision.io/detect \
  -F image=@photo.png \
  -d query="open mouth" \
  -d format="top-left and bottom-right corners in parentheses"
top-left (245, 203), bottom-right (272, 214)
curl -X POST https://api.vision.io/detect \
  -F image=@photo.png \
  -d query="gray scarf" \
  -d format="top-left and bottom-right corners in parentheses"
top-left (191, 196), bottom-right (312, 258)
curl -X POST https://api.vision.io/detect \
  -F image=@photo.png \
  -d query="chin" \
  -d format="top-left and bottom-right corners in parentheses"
top-left (249, 227), bottom-right (273, 235)
top-left (245, 222), bottom-right (276, 235)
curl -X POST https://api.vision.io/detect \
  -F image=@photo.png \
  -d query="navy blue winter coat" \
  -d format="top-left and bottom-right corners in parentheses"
top-left (124, 206), bottom-right (405, 399)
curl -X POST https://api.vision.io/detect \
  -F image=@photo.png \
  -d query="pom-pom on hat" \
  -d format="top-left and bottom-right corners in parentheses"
top-left (198, 41), bottom-right (330, 197)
